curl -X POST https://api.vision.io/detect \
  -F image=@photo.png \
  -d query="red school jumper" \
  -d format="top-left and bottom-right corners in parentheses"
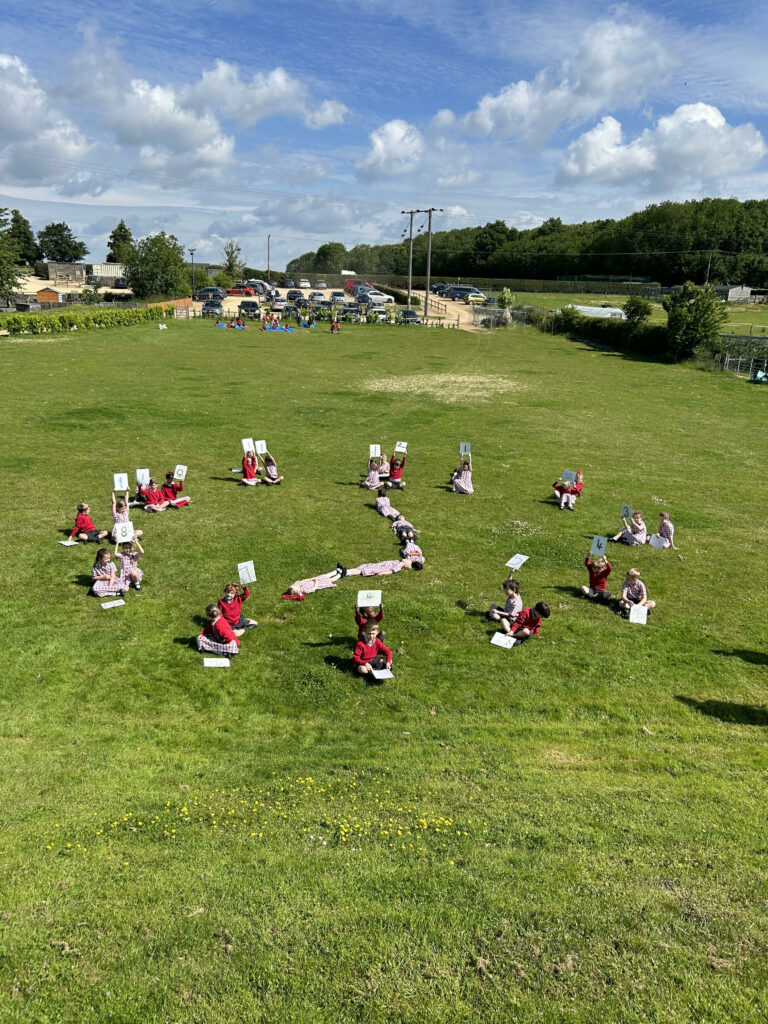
top-left (584, 556), bottom-right (611, 591)
top-left (218, 587), bottom-right (251, 626)
top-left (139, 485), bottom-right (165, 505)
top-left (161, 480), bottom-right (189, 506)
top-left (242, 457), bottom-right (258, 481)
top-left (511, 607), bottom-right (542, 636)
top-left (389, 455), bottom-right (406, 482)
top-left (354, 608), bottom-right (384, 639)
top-left (201, 616), bottom-right (240, 646)
top-left (353, 636), bottom-right (392, 667)
top-left (70, 512), bottom-right (96, 538)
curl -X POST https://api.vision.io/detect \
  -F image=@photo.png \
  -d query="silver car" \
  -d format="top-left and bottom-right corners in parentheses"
top-left (270, 296), bottom-right (287, 311)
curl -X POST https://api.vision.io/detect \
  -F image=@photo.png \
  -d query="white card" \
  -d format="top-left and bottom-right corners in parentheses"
top-left (115, 520), bottom-right (134, 543)
top-left (490, 632), bottom-right (515, 649)
top-left (128, 500), bottom-right (143, 507)
top-left (590, 535), bottom-right (608, 557)
top-left (113, 472), bottom-right (128, 491)
top-left (370, 668), bottom-right (393, 680)
top-left (629, 604), bottom-right (648, 624)
top-left (649, 534), bottom-right (667, 549)
top-left (394, 441), bottom-right (407, 453)
top-left (506, 554), bottom-right (528, 571)
top-left (174, 464), bottom-right (187, 480)
top-left (621, 503), bottom-right (633, 519)
top-left (357, 589), bottom-right (382, 607)
top-left (561, 469), bottom-right (577, 482)
top-left (204, 658), bottom-right (230, 668)
top-left (58, 539), bottom-right (78, 546)
top-left (255, 440), bottom-right (267, 455)
top-left (369, 444), bottom-right (381, 458)
top-left (101, 599), bottom-right (126, 609)
top-left (136, 468), bottom-right (150, 486)
top-left (241, 437), bottom-right (255, 455)
top-left (238, 560), bottom-right (257, 585)
top-left (460, 442), bottom-right (471, 455)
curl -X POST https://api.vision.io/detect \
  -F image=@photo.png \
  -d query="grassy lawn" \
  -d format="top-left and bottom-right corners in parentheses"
top-left (1, 319), bottom-right (767, 1023)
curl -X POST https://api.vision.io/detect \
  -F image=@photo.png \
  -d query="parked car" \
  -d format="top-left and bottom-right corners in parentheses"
top-left (270, 296), bottom-right (287, 311)
top-left (397, 309), bottom-right (421, 324)
top-left (282, 304), bottom-right (300, 318)
top-left (286, 289), bottom-right (304, 301)
top-left (196, 286), bottom-right (227, 301)
top-left (330, 291), bottom-right (346, 304)
top-left (314, 279), bottom-right (327, 289)
top-left (201, 300), bottom-right (223, 318)
top-left (246, 279), bottom-right (268, 294)
top-left (266, 287), bottom-right (281, 300)
top-left (431, 282), bottom-right (447, 293)
top-left (345, 278), bottom-right (371, 293)
top-left (433, 284), bottom-right (450, 296)
top-left (360, 289), bottom-right (394, 305)
top-left (312, 300), bottom-right (333, 311)
top-left (464, 292), bottom-right (487, 304)
top-left (114, 277), bottom-right (127, 289)
top-left (298, 278), bottom-right (311, 289)
top-left (445, 286), bottom-right (480, 301)
top-left (352, 284), bottom-right (372, 298)
top-left (238, 300), bottom-right (261, 319)
top-left (283, 279), bottom-right (295, 288)
top-left (295, 297), bottom-right (310, 309)
top-left (226, 285), bottom-right (255, 296)
top-left (85, 274), bottom-right (100, 286)
top-left (308, 290), bottom-right (324, 302)
top-left (368, 307), bottom-right (388, 322)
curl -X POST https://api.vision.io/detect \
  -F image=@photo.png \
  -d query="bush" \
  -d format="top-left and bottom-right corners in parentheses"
top-left (34, 261), bottom-right (49, 280)
top-left (372, 285), bottom-right (420, 307)
top-left (543, 309), bottom-right (669, 360)
top-left (0, 304), bottom-right (166, 336)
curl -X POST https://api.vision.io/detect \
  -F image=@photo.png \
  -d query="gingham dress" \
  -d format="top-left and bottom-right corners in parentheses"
top-left (401, 542), bottom-right (424, 564)
top-left (659, 520), bottom-right (675, 547)
top-left (622, 521), bottom-right (647, 545)
top-left (295, 574), bottom-right (337, 595)
top-left (91, 561), bottom-right (128, 596)
top-left (117, 551), bottom-right (143, 585)
top-left (111, 507), bottom-right (129, 541)
top-left (376, 496), bottom-right (399, 518)
top-left (196, 633), bottom-right (239, 656)
top-left (363, 463), bottom-right (380, 488)
top-left (265, 463), bottom-right (279, 481)
top-left (360, 559), bottom-right (404, 577)
top-left (453, 469), bottom-right (473, 494)
top-left (623, 578), bottom-right (647, 603)
top-left (505, 593), bottom-right (523, 618)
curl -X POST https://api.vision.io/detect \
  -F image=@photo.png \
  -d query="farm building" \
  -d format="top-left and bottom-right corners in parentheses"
top-left (713, 285), bottom-right (753, 303)
top-left (46, 262), bottom-right (86, 284)
top-left (36, 287), bottom-right (65, 303)
top-left (91, 263), bottom-right (125, 282)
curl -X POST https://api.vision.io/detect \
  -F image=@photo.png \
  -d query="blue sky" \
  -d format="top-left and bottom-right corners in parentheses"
top-left (1, 0), bottom-right (767, 268)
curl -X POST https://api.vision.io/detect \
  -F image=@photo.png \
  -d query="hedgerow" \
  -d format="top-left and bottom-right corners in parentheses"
top-left (0, 304), bottom-right (174, 336)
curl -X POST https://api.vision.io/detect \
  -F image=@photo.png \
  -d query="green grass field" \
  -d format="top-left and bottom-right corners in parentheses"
top-left (2, 319), bottom-right (768, 1023)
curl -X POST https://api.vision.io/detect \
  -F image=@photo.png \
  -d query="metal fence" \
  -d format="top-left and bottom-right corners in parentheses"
top-left (723, 353), bottom-right (768, 376)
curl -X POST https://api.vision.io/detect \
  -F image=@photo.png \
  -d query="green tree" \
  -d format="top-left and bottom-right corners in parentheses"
top-left (124, 232), bottom-right (187, 299)
top-left (105, 219), bottom-right (135, 264)
top-left (287, 251), bottom-right (316, 273)
top-left (498, 287), bottom-right (516, 310)
top-left (313, 241), bottom-right (347, 273)
top-left (213, 269), bottom-right (234, 289)
top-left (36, 222), bottom-right (89, 262)
top-left (7, 210), bottom-right (38, 264)
top-left (662, 282), bottom-right (728, 360)
top-left (623, 295), bottom-right (653, 331)
top-left (222, 239), bottom-right (244, 279)
top-left (0, 209), bottom-right (24, 302)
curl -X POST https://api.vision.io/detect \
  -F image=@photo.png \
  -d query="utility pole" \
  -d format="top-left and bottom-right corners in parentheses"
top-left (705, 248), bottom-right (713, 286)
top-left (401, 207), bottom-right (437, 310)
top-left (188, 247), bottom-right (196, 296)
top-left (422, 207), bottom-right (443, 320)
top-left (267, 234), bottom-right (271, 280)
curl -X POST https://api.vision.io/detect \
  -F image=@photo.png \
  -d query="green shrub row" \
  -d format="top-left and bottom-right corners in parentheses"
top-left (0, 304), bottom-right (174, 336)
top-left (544, 307), bottom-right (669, 359)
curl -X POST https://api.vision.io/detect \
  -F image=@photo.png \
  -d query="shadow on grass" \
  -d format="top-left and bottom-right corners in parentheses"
top-left (712, 648), bottom-right (768, 666)
top-left (676, 695), bottom-right (768, 726)
top-left (210, 476), bottom-right (245, 484)
top-left (304, 636), bottom-right (354, 648)
top-left (324, 654), bottom-right (351, 671)
top-left (455, 600), bottom-right (490, 620)
top-left (173, 636), bottom-right (198, 649)
top-left (191, 615), bottom-right (207, 627)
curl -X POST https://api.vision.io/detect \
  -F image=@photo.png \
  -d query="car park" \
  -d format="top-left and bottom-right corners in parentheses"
top-left (201, 300), bottom-right (223, 318)
top-left (464, 292), bottom-right (487, 304)
top-left (226, 285), bottom-right (255, 296)
top-left (298, 278), bottom-right (311, 289)
top-left (286, 289), bottom-right (304, 301)
top-left (397, 309), bottom-right (421, 324)
top-left (314, 279), bottom-right (327, 289)
top-left (330, 291), bottom-right (346, 304)
top-left (308, 290), bottom-right (324, 302)
top-left (360, 289), bottom-right (393, 304)
top-left (196, 286), bottom-right (227, 301)
top-left (270, 296), bottom-right (287, 311)
top-left (368, 307), bottom-right (388, 322)
top-left (238, 300), bottom-right (261, 319)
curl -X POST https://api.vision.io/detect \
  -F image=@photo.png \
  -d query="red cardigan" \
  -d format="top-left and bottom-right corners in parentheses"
top-left (353, 636), bottom-right (392, 666)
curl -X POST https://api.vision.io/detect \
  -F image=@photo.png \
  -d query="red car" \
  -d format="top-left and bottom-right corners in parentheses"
top-left (344, 278), bottom-right (371, 294)
top-left (226, 285), bottom-right (255, 296)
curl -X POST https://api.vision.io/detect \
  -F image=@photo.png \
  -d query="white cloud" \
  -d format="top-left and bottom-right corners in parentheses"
top-left (558, 104), bottom-right (767, 187)
top-left (356, 119), bottom-right (425, 180)
top-left (186, 60), bottom-right (348, 130)
top-left (457, 17), bottom-right (675, 146)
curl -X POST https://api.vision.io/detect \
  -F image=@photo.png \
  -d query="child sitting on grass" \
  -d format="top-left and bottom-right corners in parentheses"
top-left (611, 510), bottom-right (646, 545)
top-left (649, 510), bottom-right (677, 549)
top-left (581, 555), bottom-right (611, 602)
top-left (352, 622), bottom-right (392, 678)
top-left (241, 450), bottom-right (261, 486)
top-left (70, 502), bottom-right (109, 543)
top-left (261, 451), bottom-right (284, 485)
top-left (111, 491), bottom-right (143, 542)
top-left (197, 604), bottom-right (240, 656)
top-left (561, 471), bottom-right (583, 510)
top-left (355, 601), bottom-right (384, 639)
top-left (115, 539), bottom-right (144, 591)
top-left (618, 569), bottom-right (655, 617)
top-left (362, 456), bottom-right (381, 490)
top-left (487, 578), bottom-right (522, 633)
top-left (509, 602), bottom-right (551, 644)
top-left (218, 583), bottom-right (258, 636)
top-left (451, 455), bottom-right (473, 494)
top-left (91, 548), bottom-right (128, 597)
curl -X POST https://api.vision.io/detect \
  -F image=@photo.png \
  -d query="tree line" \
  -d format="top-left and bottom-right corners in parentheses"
top-left (287, 199), bottom-right (768, 286)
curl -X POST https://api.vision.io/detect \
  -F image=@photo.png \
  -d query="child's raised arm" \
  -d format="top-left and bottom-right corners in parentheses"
top-left (111, 491), bottom-right (117, 512)
top-left (135, 539), bottom-right (144, 554)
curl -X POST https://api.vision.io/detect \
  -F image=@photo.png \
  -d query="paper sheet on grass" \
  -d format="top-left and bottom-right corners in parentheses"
top-left (629, 604), bottom-right (648, 624)
top-left (590, 535), bottom-right (608, 557)
top-left (238, 560), bottom-right (257, 585)
top-left (58, 539), bottom-right (78, 546)
top-left (357, 589), bottom-right (382, 607)
top-left (506, 554), bottom-right (528, 571)
top-left (113, 472), bottom-right (128, 491)
top-left (100, 599), bottom-right (126, 609)
top-left (648, 534), bottom-right (667, 549)
top-left (370, 667), bottom-right (393, 680)
top-left (490, 632), bottom-right (515, 649)
top-left (203, 658), bottom-right (230, 668)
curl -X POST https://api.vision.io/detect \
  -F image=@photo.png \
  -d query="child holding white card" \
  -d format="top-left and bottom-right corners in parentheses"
top-left (488, 578), bottom-right (522, 632)
top-left (111, 491), bottom-right (143, 542)
top-left (379, 452), bottom-right (390, 479)
top-left (581, 555), bottom-right (611, 602)
top-left (387, 453), bottom-right (406, 489)
top-left (355, 601), bottom-right (384, 639)
top-left (69, 502), bottom-right (109, 543)
top-left (352, 622), bottom-right (392, 678)
top-left (91, 548), bottom-right (128, 597)
top-left (451, 455), bottom-right (473, 494)
top-left (136, 479), bottom-right (170, 512)
top-left (160, 471), bottom-right (189, 508)
top-left (648, 511), bottom-right (677, 549)
top-left (218, 583), bottom-right (258, 635)
top-left (115, 539), bottom-right (144, 591)
top-left (611, 510), bottom-right (647, 545)
top-left (261, 451), bottom-right (284, 485)
top-left (375, 488), bottom-right (399, 518)
top-left (241, 451), bottom-right (261, 486)
top-left (618, 569), bottom-right (655, 616)
top-left (197, 605), bottom-right (240, 656)
top-left (561, 471), bottom-right (583, 510)
top-left (361, 456), bottom-right (381, 489)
